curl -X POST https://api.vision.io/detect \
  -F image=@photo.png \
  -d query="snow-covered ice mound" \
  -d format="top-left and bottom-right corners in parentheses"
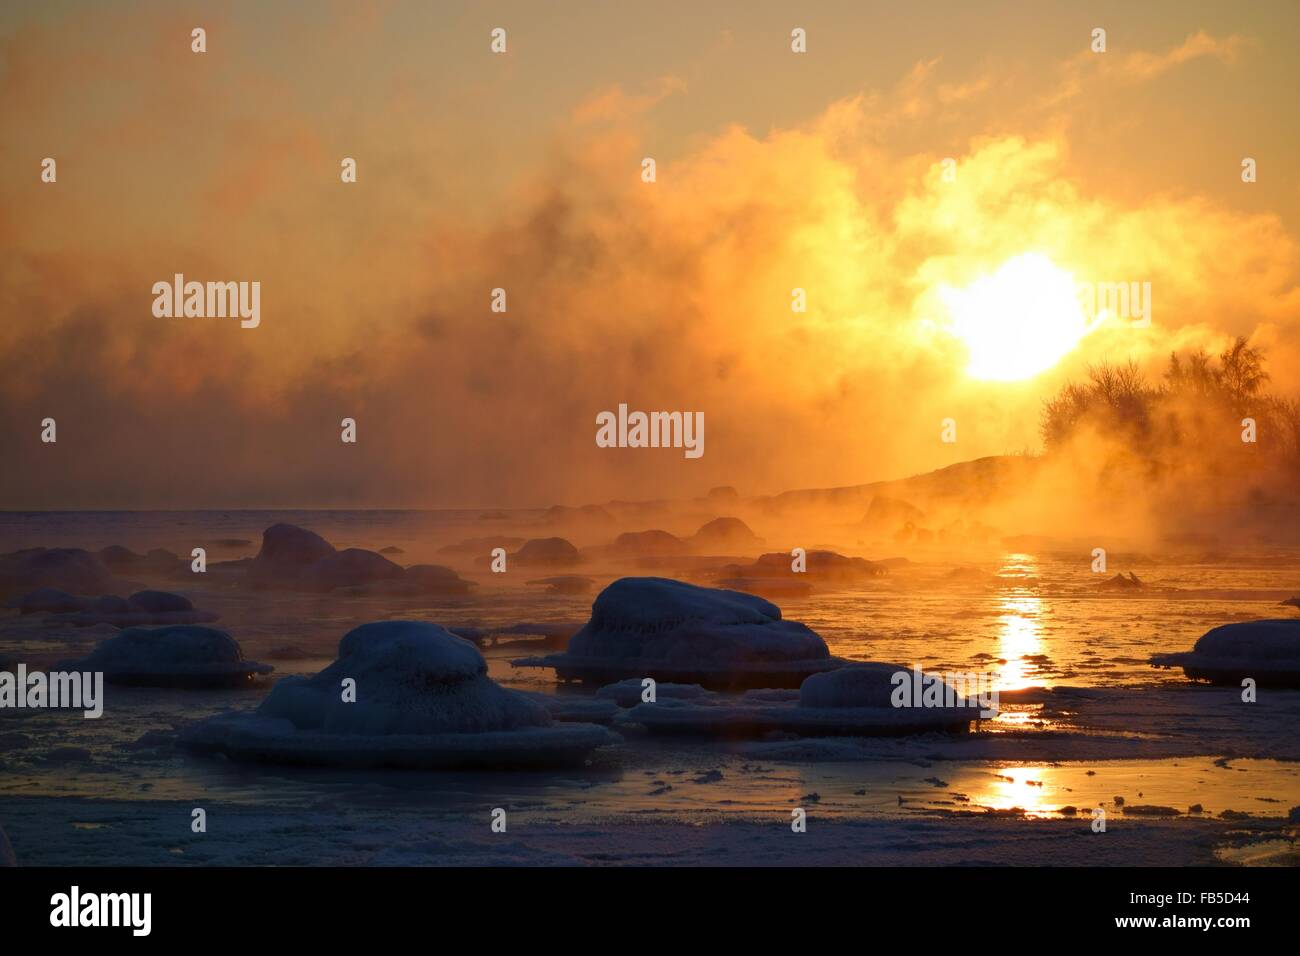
top-left (512, 577), bottom-right (843, 688)
top-left (595, 678), bottom-right (707, 707)
top-left (59, 625), bottom-right (272, 688)
top-left (181, 621), bottom-right (618, 769)
top-left (49, 590), bottom-right (220, 627)
top-left (618, 662), bottom-right (982, 737)
top-left (1151, 619), bottom-right (1300, 686)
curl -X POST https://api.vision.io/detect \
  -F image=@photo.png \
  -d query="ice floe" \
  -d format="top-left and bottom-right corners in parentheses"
top-left (513, 576), bottom-right (844, 688)
top-left (59, 625), bottom-right (272, 688)
top-left (180, 621), bottom-right (618, 769)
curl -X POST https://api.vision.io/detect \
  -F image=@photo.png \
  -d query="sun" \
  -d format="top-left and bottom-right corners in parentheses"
top-left (940, 253), bottom-right (1092, 381)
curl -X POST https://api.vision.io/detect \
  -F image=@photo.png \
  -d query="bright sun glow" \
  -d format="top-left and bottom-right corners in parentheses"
top-left (940, 253), bottom-right (1091, 381)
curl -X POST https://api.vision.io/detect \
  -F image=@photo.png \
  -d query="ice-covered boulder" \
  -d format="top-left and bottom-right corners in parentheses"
top-left (1097, 571), bottom-right (1145, 591)
top-left (59, 625), bottom-right (272, 688)
top-left (3, 588), bottom-right (90, 615)
top-left (0, 547), bottom-right (114, 596)
top-left (620, 662), bottom-right (981, 737)
top-left (128, 590), bottom-right (193, 613)
top-left (245, 523), bottom-right (335, 586)
top-left (513, 577), bottom-right (842, 688)
top-left (245, 525), bottom-right (428, 594)
top-left (1151, 619), bottom-right (1300, 686)
top-left (298, 548), bottom-right (405, 592)
top-left (180, 621), bottom-right (617, 769)
top-left (395, 564), bottom-right (475, 595)
top-left (511, 537), bottom-right (581, 567)
top-left (689, 517), bottom-right (763, 552)
top-left (610, 530), bottom-right (688, 556)
top-left (717, 550), bottom-right (884, 598)
top-left (596, 678), bottom-right (706, 707)
top-left (856, 496), bottom-right (925, 534)
top-left (49, 590), bottom-right (218, 627)
top-left (256, 523), bottom-right (335, 567)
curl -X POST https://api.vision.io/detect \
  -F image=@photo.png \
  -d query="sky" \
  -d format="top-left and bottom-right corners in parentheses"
top-left (2, 0), bottom-right (1298, 509)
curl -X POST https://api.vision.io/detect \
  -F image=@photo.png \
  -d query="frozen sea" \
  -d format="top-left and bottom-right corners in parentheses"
top-left (2, 510), bottom-right (1299, 866)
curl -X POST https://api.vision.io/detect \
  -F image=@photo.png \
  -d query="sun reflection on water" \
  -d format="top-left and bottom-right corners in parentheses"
top-left (994, 554), bottom-right (1045, 692)
top-left (976, 765), bottom-right (1057, 817)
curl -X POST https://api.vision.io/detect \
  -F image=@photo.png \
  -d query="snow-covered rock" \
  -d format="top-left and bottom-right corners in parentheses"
top-left (59, 625), bottom-right (272, 687)
top-left (375, 564), bottom-right (476, 596)
top-left (1151, 619), bottom-right (1300, 686)
top-left (49, 590), bottom-right (219, 627)
top-left (180, 621), bottom-right (618, 769)
top-left (256, 523), bottom-right (335, 568)
top-left (128, 590), bottom-right (194, 613)
top-left (511, 537), bottom-right (581, 567)
top-left (689, 517), bottom-right (763, 552)
top-left (620, 662), bottom-right (981, 737)
top-left (297, 548), bottom-right (404, 592)
top-left (247, 525), bottom-right (449, 594)
top-left (725, 551), bottom-right (886, 585)
top-left (595, 678), bottom-right (707, 707)
top-left (0, 547), bottom-right (114, 596)
top-left (513, 577), bottom-right (842, 688)
top-left (3, 588), bottom-right (90, 615)
top-left (610, 530), bottom-right (688, 556)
